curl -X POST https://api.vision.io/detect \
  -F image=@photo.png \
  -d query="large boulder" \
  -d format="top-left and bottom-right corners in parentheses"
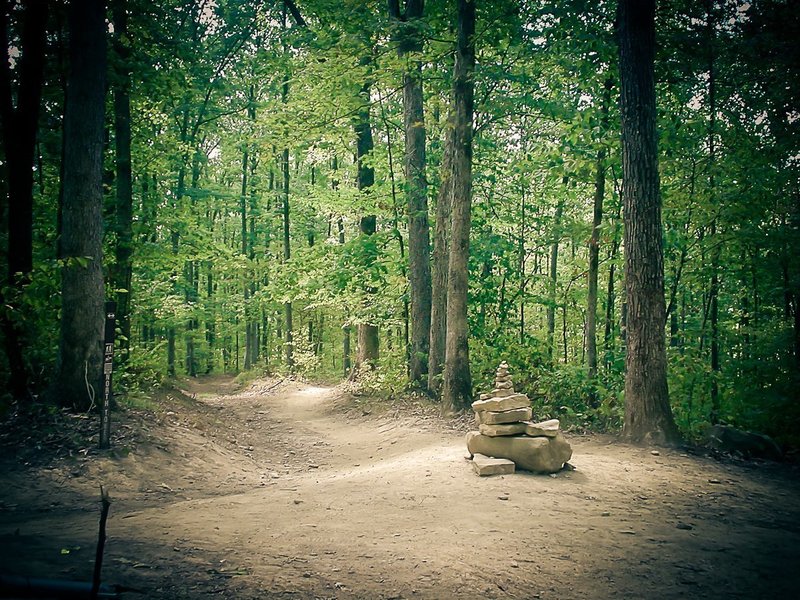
top-left (465, 431), bottom-right (572, 474)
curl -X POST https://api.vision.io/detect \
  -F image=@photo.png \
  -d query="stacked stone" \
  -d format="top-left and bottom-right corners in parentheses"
top-left (468, 361), bottom-right (572, 475)
top-left (472, 361), bottom-right (532, 436)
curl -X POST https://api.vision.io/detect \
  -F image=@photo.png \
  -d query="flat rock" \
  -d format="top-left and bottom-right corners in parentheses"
top-left (471, 453), bottom-right (515, 476)
top-left (471, 393), bottom-right (530, 413)
top-left (479, 422), bottom-right (528, 437)
top-left (476, 407), bottom-right (532, 425)
top-left (490, 388), bottom-right (515, 398)
top-left (466, 431), bottom-right (573, 474)
top-left (524, 418), bottom-right (560, 438)
top-left (494, 380), bottom-right (514, 390)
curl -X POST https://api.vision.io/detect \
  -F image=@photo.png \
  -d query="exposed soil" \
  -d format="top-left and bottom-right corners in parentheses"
top-left (1, 377), bottom-right (799, 599)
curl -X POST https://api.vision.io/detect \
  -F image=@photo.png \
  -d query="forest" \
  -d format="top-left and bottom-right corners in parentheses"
top-left (1, 0), bottom-right (798, 447)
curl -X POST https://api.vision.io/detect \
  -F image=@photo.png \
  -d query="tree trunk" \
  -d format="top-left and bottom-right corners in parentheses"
top-left (404, 62), bottom-right (432, 386)
top-left (168, 108), bottom-right (189, 378)
top-left (390, 0), bottom-right (432, 386)
top-left (0, 0), bottom-right (48, 399)
top-left (54, 0), bottom-right (107, 411)
top-left (354, 74), bottom-right (379, 370)
top-left (547, 198), bottom-right (564, 359)
top-left (706, 1), bottom-right (720, 424)
top-left (281, 120), bottom-right (293, 369)
top-left (332, 157), bottom-right (352, 377)
top-left (427, 123), bottom-right (454, 394)
top-left (441, 0), bottom-right (475, 413)
top-left (206, 265), bottom-right (215, 373)
top-left (587, 80), bottom-right (611, 392)
top-left (518, 189), bottom-right (526, 344)
top-left (111, 0), bottom-right (133, 368)
top-left (587, 154), bottom-right (605, 381)
top-left (603, 202), bottom-right (622, 368)
top-left (241, 146), bottom-right (253, 370)
top-left (617, 0), bottom-right (679, 445)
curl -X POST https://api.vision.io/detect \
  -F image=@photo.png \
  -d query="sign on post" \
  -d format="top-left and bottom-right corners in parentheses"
top-left (99, 301), bottom-right (116, 450)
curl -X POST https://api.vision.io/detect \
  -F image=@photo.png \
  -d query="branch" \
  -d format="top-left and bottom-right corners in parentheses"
top-left (285, 0), bottom-right (307, 29)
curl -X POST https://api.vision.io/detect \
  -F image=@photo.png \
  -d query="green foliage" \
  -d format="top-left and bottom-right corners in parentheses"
top-left (3, 0), bottom-right (796, 453)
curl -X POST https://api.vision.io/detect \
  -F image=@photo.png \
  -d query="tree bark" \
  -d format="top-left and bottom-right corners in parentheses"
top-left (111, 0), bottom-right (133, 368)
top-left (427, 123), bottom-right (454, 394)
top-left (54, 0), bottom-right (107, 411)
top-left (441, 0), bottom-right (475, 413)
top-left (587, 154), bottom-right (605, 382)
top-left (331, 157), bottom-right (352, 377)
top-left (706, 0), bottom-right (720, 424)
top-left (391, 0), bottom-right (432, 386)
top-left (241, 145), bottom-right (253, 370)
top-left (0, 0), bottom-right (48, 399)
top-left (617, 0), bottom-right (680, 445)
top-left (547, 197), bottom-right (563, 359)
top-left (587, 80), bottom-right (611, 394)
top-left (282, 145), bottom-right (293, 370)
top-left (354, 74), bottom-right (379, 370)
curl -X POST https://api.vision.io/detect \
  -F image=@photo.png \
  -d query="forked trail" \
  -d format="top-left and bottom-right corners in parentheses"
top-left (1, 380), bottom-right (799, 599)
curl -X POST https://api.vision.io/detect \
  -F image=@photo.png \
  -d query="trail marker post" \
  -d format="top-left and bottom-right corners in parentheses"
top-left (99, 301), bottom-right (116, 450)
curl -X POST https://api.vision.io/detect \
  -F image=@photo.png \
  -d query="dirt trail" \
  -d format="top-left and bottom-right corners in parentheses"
top-left (2, 379), bottom-right (799, 599)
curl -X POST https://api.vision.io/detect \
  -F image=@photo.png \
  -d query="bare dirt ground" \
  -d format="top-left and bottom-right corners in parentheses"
top-left (2, 377), bottom-right (799, 599)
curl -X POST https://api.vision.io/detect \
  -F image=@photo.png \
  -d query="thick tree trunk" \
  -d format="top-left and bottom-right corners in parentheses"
top-left (111, 0), bottom-right (133, 368)
top-left (441, 0), bottom-right (475, 413)
top-left (390, 0), bottom-right (432, 386)
top-left (404, 63), bottom-right (432, 386)
top-left (54, 0), bottom-right (107, 411)
top-left (0, 0), bottom-right (48, 399)
top-left (617, 0), bottom-right (679, 445)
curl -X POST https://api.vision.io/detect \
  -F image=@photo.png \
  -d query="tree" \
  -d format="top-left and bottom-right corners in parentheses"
top-left (53, 0), bottom-right (107, 410)
top-left (0, 0), bottom-right (48, 399)
top-left (587, 79), bottom-right (612, 394)
top-left (441, 0), bottom-right (475, 413)
top-left (617, 0), bottom-right (679, 444)
top-left (428, 123), bottom-right (453, 394)
top-left (389, 0), bottom-right (432, 387)
top-left (111, 0), bottom-right (133, 367)
top-left (354, 73), bottom-right (379, 370)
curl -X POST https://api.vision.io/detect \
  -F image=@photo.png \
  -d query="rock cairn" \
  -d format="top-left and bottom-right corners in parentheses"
top-left (467, 362), bottom-right (572, 476)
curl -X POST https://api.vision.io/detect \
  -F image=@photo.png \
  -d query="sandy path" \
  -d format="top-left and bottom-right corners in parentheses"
top-left (2, 381), bottom-right (799, 599)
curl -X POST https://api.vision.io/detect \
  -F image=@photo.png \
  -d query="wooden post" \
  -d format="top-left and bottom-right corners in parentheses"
top-left (99, 301), bottom-right (116, 450)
